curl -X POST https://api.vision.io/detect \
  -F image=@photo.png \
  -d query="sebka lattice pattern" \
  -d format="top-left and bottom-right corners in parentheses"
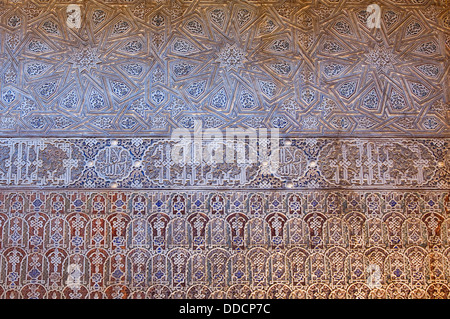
top-left (0, 190), bottom-right (449, 299)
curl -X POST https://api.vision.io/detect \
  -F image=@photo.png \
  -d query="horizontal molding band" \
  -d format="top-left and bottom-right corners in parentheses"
top-left (0, 137), bottom-right (447, 189)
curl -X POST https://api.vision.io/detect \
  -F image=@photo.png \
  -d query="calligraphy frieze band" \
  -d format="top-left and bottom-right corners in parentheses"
top-left (0, 137), bottom-right (447, 189)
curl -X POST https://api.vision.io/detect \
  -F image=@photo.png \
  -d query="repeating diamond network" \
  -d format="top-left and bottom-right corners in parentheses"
top-left (0, 190), bottom-right (448, 299)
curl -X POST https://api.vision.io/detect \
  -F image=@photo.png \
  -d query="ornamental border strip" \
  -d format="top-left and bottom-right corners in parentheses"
top-left (0, 137), bottom-right (447, 189)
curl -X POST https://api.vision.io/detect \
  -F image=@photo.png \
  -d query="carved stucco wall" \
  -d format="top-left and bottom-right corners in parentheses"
top-left (0, 0), bottom-right (449, 299)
